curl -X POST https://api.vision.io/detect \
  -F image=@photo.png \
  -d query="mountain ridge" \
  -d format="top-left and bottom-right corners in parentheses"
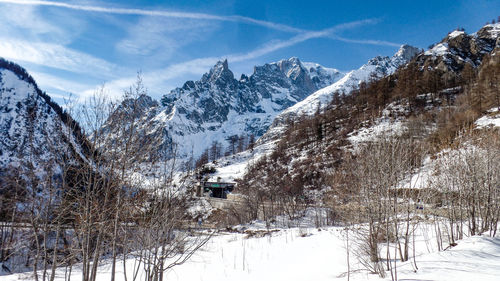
top-left (105, 56), bottom-right (344, 165)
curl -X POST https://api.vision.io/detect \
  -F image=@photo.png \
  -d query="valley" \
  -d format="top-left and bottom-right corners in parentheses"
top-left (0, 2), bottom-right (499, 281)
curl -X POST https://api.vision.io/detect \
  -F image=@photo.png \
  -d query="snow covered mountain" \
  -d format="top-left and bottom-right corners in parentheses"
top-left (266, 23), bottom-right (500, 138)
top-left (0, 58), bottom-right (89, 175)
top-left (260, 44), bottom-right (420, 141)
top-left (418, 23), bottom-right (500, 72)
top-left (105, 58), bottom-right (343, 163)
top-left (235, 22), bottom-right (500, 195)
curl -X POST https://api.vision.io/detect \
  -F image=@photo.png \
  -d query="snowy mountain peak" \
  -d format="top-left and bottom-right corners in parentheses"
top-left (279, 56), bottom-right (301, 66)
top-left (115, 57), bottom-right (344, 163)
top-left (477, 22), bottom-right (500, 39)
top-left (420, 23), bottom-right (499, 72)
top-left (277, 57), bottom-right (304, 79)
top-left (393, 44), bottom-right (421, 62)
top-left (112, 94), bottom-right (160, 121)
top-left (201, 59), bottom-right (235, 86)
top-left (0, 58), bottom-right (89, 171)
top-left (447, 30), bottom-right (466, 39)
top-left (123, 94), bottom-right (158, 109)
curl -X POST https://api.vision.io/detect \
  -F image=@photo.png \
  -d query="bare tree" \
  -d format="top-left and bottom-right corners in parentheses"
top-left (431, 129), bottom-right (500, 239)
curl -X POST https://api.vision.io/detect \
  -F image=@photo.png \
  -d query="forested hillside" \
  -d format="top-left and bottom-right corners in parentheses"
top-left (234, 23), bottom-right (500, 232)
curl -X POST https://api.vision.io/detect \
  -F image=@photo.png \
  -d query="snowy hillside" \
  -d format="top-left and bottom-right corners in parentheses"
top-left (0, 58), bottom-right (89, 173)
top-left (200, 45), bottom-right (421, 183)
top-left (260, 45), bottom-right (420, 141)
top-left (261, 23), bottom-right (500, 143)
top-left (288, 45), bottom-right (420, 116)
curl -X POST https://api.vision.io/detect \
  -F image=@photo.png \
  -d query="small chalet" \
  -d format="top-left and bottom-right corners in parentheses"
top-left (202, 181), bottom-right (235, 199)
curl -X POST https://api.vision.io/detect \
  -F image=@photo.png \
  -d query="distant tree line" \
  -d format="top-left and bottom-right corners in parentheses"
top-left (195, 133), bottom-right (255, 168)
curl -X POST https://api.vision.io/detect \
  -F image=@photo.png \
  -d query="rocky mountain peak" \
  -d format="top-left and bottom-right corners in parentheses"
top-left (122, 94), bottom-right (158, 109)
top-left (393, 44), bottom-right (421, 62)
top-left (420, 23), bottom-right (499, 72)
top-left (277, 57), bottom-right (305, 80)
top-left (201, 59), bottom-right (235, 86)
top-left (114, 93), bottom-right (159, 121)
top-left (476, 23), bottom-right (500, 40)
top-left (141, 57), bottom-right (343, 161)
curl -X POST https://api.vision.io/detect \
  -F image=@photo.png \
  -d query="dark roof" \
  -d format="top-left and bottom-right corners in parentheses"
top-left (203, 182), bottom-right (235, 188)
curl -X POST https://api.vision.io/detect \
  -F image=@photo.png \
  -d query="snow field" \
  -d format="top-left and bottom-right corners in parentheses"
top-left (4, 220), bottom-right (500, 281)
top-left (475, 107), bottom-right (500, 129)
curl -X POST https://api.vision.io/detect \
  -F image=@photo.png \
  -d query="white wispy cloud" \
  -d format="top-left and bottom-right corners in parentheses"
top-left (30, 71), bottom-right (94, 94)
top-left (79, 56), bottom-right (217, 100)
top-left (116, 17), bottom-right (218, 58)
top-left (0, 3), bottom-right (109, 77)
top-left (0, 0), bottom-right (305, 33)
top-left (0, 3), bottom-right (70, 43)
top-left (0, 39), bottom-right (120, 77)
top-left (227, 19), bottom-right (380, 63)
top-left (82, 19), bottom-right (384, 99)
top-left (331, 35), bottom-right (402, 47)
top-left (0, 1), bottom-right (402, 103)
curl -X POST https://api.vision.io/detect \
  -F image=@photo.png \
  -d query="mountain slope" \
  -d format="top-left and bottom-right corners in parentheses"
top-left (259, 24), bottom-right (500, 144)
top-left (260, 44), bottom-right (420, 142)
top-left (235, 23), bottom-right (500, 207)
top-left (419, 23), bottom-right (500, 71)
top-left (0, 58), bottom-right (89, 175)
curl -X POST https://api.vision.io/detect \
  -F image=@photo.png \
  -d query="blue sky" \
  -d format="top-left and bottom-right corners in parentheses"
top-left (0, 0), bottom-right (498, 102)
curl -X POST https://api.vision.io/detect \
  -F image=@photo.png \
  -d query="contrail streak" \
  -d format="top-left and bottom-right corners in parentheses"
top-left (0, 0), bottom-right (305, 33)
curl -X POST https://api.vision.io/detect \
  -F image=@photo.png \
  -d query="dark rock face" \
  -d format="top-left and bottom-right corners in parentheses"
top-left (417, 24), bottom-right (500, 72)
top-left (115, 94), bottom-right (160, 120)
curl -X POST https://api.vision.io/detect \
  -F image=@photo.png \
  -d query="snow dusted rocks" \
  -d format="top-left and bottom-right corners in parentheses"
top-left (419, 23), bottom-right (500, 72)
top-left (475, 108), bottom-right (500, 129)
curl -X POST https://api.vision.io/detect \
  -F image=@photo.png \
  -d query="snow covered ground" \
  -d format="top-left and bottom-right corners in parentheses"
top-left (475, 107), bottom-right (500, 129)
top-left (390, 235), bottom-right (500, 281)
top-left (4, 221), bottom-right (500, 281)
top-left (347, 119), bottom-right (405, 149)
top-left (206, 140), bottom-right (277, 182)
